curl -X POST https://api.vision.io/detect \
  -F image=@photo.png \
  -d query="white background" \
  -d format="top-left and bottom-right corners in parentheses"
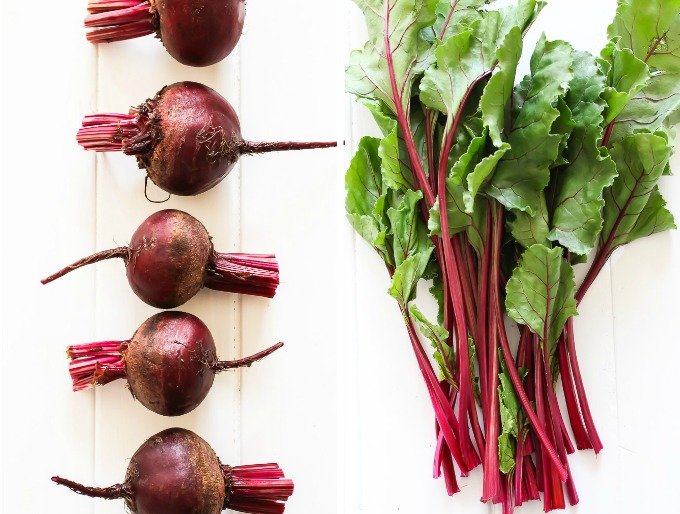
top-left (1, 1), bottom-right (679, 513)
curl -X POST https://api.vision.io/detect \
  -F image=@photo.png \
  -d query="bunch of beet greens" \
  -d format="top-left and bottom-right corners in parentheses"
top-left (346, 0), bottom-right (679, 510)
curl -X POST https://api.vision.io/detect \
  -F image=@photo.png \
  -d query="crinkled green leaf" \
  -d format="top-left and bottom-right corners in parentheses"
top-left (487, 36), bottom-right (574, 215)
top-left (607, 0), bottom-right (680, 142)
top-left (599, 40), bottom-right (650, 124)
top-left (506, 244), bottom-right (578, 352)
top-left (346, 137), bottom-right (393, 264)
top-left (389, 248), bottom-right (435, 308)
top-left (387, 190), bottom-right (429, 266)
top-left (548, 51), bottom-right (618, 255)
top-left (410, 304), bottom-right (454, 384)
top-left (432, 0), bottom-right (489, 41)
top-left (465, 143), bottom-right (510, 212)
top-left (481, 27), bottom-right (524, 146)
top-left (602, 132), bottom-right (674, 250)
top-left (420, 0), bottom-right (541, 119)
top-left (347, 0), bottom-right (437, 114)
top-left (497, 371), bottom-right (520, 474)
top-left (361, 98), bottom-right (398, 136)
top-left (509, 194), bottom-right (550, 248)
top-left (380, 127), bottom-right (417, 192)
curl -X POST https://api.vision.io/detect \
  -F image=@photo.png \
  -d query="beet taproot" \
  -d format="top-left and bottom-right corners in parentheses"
top-left (53, 427), bottom-right (294, 513)
top-left (84, 0), bottom-right (245, 67)
top-left (76, 81), bottom-right (337, 197)
top-left (41, 209), bottom-right (279, 307)
top-left (68, 311), bottom-right (282, 416)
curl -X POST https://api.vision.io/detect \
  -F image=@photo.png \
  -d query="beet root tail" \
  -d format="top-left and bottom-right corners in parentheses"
top-left (52, 476), bottom-right (131, 500)
top-left (240, 140), bottom-right (338, 154)
top-left (222, 463), bottom-right (294, 514)
top-left (41, 247), bottom-right (128, 285)
top-left (212, 342), bottom-right (284, 372)
top-left (205, 253), bottom-right (279, 298)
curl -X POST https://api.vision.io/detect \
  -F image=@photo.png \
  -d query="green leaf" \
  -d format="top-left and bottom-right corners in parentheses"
top-left (602, 132), bottom-right (674, 250)
top-left (409, 304), bottom-right (454, 384)
top-left (509, 194), bottom-right (550, 248)
top-left (548, 51), bottom-right (618, 255)
top-left (387, 190), bottom-right (430, 266)
top-left (464, 143), bottom-right (510, 213)
top-left (346, 137), bottom-right (393, 264)
top-left (361, 98), bottom-right (398, 136)
top-left (505, 244), bottom-right (578, 352)
top-left (380, 127), bottom-right (417, 192)
top-left (388, 248), bottom-right (435, 308)
top-left (487, 36), bottom-right (574, 215)
top-left (497, 371), bottom-right (520, 474)
top-left (481, 27), bottom-right (524, 147)
top-left (607, 0), bottom-right (680, 142)
top-left (433, 0), bottom-right (488, 41)
top-left (420, 1), bottom-right (541, 119)
top-left (347, 0), bottom-right (437, 114)
top-left (599, 40), bottom-right (650, 124)
top-left (428, 176), bottom-right (475, 236)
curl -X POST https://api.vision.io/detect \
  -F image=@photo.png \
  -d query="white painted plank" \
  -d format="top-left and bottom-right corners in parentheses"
top-left (238, 0), bottom-right (342, 511)
top-left (0, 1), bottom-right (97, 512)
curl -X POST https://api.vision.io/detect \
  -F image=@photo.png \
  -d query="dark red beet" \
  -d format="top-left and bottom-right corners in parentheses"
top-left (76, 82), bottom-right (337, 196)
top-left (52, 427), bottom-right (294, 514)
top-left (41, 209), bottom-right (279, 308)
top-left (84, 0), bottom-right (245, 67)
top-left (67, 311), bottom-right (283, 416)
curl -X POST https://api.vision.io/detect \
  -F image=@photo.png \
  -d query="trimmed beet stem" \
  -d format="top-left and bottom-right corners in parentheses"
top-left (211, 342), bottom-right (284, 372)
top-left (51, 477), bottom-right (131, 500)
top-left (239, 141), bottom-right (338, 154)
top-left (67, 341), bottom-right (128, 391)
top-left (77, 114), bottom-right (139, 151)
top-left (222, 463), bottom-right (294, 514)
top-left (84, 0), bottom-right (155, 43)
top-left (41, 247), bottom-right (128, 285)
top-left (205, 253), bottom-right (279, 298)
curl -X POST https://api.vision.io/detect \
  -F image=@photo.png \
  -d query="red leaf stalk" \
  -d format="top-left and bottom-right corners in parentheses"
top-left (205, 253), bottom-right (279, 298)
top-left (67, 341), bottom-right (128, 391)
top-left (221, 463), bottom-right (294, 514)
top-left (85, 0), bottom-right (156, 43)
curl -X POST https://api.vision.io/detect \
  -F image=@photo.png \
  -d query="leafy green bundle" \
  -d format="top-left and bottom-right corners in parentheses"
top-left (345, 0), bottom-right (679, 510)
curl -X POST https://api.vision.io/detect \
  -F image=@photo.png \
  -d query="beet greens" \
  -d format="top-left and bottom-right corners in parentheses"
top-left (346, 0), bottom-right (679, 510)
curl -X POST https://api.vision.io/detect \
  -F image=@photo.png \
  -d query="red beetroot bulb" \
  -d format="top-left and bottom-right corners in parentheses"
top-left (53, 427), bottom-right (294, 514)
top-left (77, 81), bottom-right (337, 196)
top-left (67, 311), bottom-right (283, 416)
top-left (84, 0), bottom-right (245, 67)
top-left (41, 209), bottom-right (279, 308)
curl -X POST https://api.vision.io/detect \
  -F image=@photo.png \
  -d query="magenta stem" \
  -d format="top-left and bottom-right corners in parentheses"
top-left (240, 141), bottom-right (338, 154)
top-left (77, 113), bottom-right (139, 152)
top-left (67, 341), bottom-right (128, 391)
top-left (84, 0), bottom-right (155, 43)
top-left (41, 247), bottom-right (128, 285)
top-left (205, 253), bottom-right (279, 298)
top-left (212, 342), bottom-right (284, 372)
top-left (222, 463), bottom-right (294, 514)
top-left (52, 476), bottom-right (131, 500)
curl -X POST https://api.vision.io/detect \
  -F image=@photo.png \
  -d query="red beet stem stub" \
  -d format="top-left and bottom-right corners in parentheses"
top-left (84, 0), bottom-right (156, 43)
top-left (67, 341), bottom-right (128, 391)
top-left (205, 253), bottom-right (280, 298)
top-left (222, 463), bottom-right (294, 514)
top-left (77, 114), bottom-right (140, 152)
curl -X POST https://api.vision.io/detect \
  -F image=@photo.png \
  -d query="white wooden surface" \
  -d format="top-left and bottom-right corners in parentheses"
top-left (1, 1), bottom-right (679, 513)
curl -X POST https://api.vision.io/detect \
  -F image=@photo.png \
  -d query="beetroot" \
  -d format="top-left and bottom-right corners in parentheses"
top-left (68, 311), bottom-right (282, 416)
top-left (77, 82), bottom-right (337, 196)
top-left (84, 0), bottom-right (245, 66)
top-left (52, 427), bottom-right (294, 514)
top-left (41, 209), bottom-right (279, 307)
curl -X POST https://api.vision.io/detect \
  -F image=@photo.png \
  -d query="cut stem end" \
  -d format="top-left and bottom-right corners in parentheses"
top-left (67, 341), bottom-right (128, 391)
top-left (205, 253), bottom-right (279, 298)
top-left (85, 0), bottom-right (155, 43)
top-left (222, 463), bottom-right (294, 514)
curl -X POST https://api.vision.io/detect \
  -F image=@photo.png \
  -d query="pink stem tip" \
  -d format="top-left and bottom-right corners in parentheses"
top-left (222, 463), bottom-right (294, 514)
top-left (77, 114), bottom-right (140, 152)
top-left (67, 341), bottom-right (128, 391)
top-left (85, 0), bottom-right (156, 43)
top-left (205, 253), bottom-right (279, 298)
